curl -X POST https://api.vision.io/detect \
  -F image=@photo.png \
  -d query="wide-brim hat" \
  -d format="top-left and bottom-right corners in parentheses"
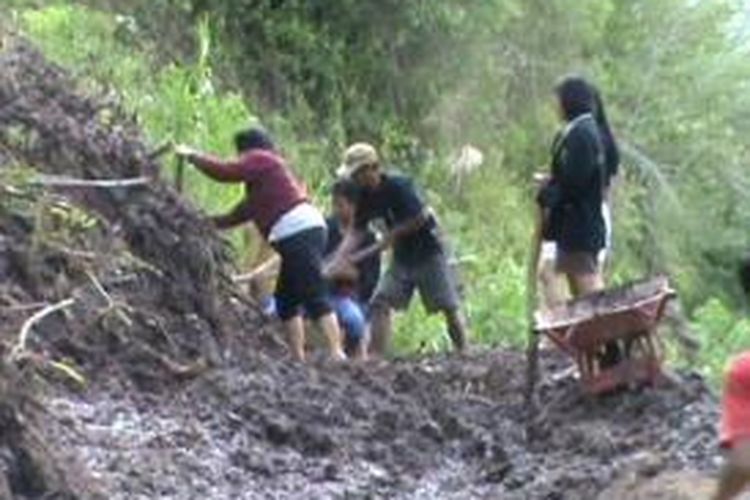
top-left (337, 142), bottom-right (379, 178)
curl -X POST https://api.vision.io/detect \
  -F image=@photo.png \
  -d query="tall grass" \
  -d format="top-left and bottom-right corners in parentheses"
top-left (21, 6), bottom-right (248, 223)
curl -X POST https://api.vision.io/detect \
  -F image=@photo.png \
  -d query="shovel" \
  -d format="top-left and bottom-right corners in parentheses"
top-left (524, 201), bottom-right (544, 417)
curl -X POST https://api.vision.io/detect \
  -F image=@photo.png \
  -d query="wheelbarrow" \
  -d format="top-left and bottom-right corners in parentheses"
top-left (532, 276), bottom-right (676, 395)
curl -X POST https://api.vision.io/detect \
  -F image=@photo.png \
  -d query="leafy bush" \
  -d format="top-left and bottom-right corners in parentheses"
top-left (690, 299), bottom-right (750, 382)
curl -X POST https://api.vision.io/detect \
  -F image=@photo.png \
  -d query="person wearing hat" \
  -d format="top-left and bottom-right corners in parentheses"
top-left (175, 127), bottom-right (345, 362)
top-left (715, 351), bottom-right (750, 499)
top-left (327, 142), bottom-right (469, 356)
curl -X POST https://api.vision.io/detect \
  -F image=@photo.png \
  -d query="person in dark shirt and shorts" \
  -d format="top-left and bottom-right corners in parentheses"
top-left (324, 179), bottom-right (381, 359)
top-left (175, 128), bottom-right (345, 362)
top-left (328, 143), bottom-right (469, 356)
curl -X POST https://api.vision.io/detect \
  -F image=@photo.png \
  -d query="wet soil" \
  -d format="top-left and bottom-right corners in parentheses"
top-left (43, 350), bottom-right (721, 499)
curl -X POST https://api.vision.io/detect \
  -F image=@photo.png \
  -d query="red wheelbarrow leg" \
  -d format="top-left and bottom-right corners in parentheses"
top-left (533, 277), bottom-right (676, 396)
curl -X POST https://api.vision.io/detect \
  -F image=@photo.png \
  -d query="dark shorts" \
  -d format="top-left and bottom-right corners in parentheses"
top-left (272, 227), bottom-right (332, 321)
top-left (555, 250), bottom-right (600, 276)
top-left (371, 251), bottom-right (461, 314)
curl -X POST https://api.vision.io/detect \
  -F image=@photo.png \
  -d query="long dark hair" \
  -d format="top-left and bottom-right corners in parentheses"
top-left (555, 76), bottom-right (595, 121)
top-left (591, 86), bottom-right (620, 181)
top-left (555, 76), bottom-right (620, 183)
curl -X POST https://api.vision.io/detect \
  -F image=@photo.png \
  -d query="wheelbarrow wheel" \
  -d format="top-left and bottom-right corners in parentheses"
top-left (598, 341), bottom-right (623, 369)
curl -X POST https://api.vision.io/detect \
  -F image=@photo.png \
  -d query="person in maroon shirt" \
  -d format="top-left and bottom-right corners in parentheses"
top-left (175, 128), bottom-right (345, 362)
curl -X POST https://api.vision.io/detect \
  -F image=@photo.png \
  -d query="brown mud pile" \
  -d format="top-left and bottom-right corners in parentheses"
top-left (0, 40), bottom-right (723, 499)
top-left (0, 39), bottom-right (280, 377)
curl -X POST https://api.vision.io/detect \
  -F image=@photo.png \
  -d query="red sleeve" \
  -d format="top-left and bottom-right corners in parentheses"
top-left (190, 152), bottom-right (264, 183)
top-left (212, 197), bottom-right (254, 229)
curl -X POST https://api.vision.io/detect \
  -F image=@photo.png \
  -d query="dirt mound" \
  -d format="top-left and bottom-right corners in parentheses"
top-left (0, 38), bottom-right (275, 497)
top-left (0, 38), bottom-right (724, 499)
top-left (0, 39), bottom-right (278, 379)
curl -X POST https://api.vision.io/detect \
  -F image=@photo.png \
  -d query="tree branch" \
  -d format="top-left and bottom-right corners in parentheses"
top-left (9, 298), bottom-right (75, 361)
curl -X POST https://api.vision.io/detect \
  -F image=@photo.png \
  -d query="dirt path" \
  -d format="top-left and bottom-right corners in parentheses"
top-left (38, 350), bottom-right (720, 499)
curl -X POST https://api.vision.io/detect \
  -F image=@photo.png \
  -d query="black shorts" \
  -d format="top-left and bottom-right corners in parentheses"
top-left (272, 227), bottom-right (332, 321)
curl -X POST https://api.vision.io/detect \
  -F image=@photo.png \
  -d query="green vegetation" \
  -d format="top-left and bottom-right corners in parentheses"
top-left (5, 1), bottom-right (750, 378)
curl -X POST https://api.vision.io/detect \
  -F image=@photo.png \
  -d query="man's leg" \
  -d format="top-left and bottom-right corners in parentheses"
top-left (285, 227), bottom-right (345, 361)
top-left (538, 242), bottom-right (567, 311)
top-left (443, 307), bottom-right (468, 353)
top-left (282, 315), bottom-right (306, 362)
top-left (273, 246), bottom-right (306, 361)
top-left (368, 262), bottom-right (413, 358)
top-left (418, 252), bottom-right (468, 353)
top-left (567, 271), bottom-right (605, 297)
top-left (314, 312), bottom-right (346, 361)
top-left (369, 304), bottom-right (393, 357)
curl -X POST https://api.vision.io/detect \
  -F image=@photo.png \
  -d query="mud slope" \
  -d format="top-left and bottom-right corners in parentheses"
top-left (0, 39), bottom-right (722, 499)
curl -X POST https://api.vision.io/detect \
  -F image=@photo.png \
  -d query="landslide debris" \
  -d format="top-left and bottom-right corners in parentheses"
top-left (0, 38), bottom-right (723, 499)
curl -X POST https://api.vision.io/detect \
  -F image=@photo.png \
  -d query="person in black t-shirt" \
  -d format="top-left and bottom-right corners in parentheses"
top-left (324, 179), bottom-right (381, 359)
top-left (327, 143), bottom-right (468, 356)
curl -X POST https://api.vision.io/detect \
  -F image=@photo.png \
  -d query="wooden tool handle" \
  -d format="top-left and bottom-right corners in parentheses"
top-left (175, 156), bottom-right (185, 193)
top-left (524, 204), bottom-right (544, 415)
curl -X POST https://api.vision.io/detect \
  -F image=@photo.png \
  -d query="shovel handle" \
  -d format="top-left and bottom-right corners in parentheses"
top-left (175, 156), bottom-right (185, 193)
top-left (524, 204), bottom-right (544, 414)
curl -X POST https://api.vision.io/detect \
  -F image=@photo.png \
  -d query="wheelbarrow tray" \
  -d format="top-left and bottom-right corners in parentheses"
top-left (534, 276), bottom-right (676, 394)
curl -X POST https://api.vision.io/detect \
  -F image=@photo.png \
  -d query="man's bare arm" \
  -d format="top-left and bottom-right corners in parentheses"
top-left (234, 255), bottom-right (281, 284)
top-left (211, 198), bottom-right (253, 230)
top-left (324, 229), bottom-right (365, 278)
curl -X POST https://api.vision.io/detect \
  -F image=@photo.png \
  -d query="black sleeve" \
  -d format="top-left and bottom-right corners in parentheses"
top-left (393, 177), bottom-right (425, 219)
top-left (537, 180), bottom-right (561, 209)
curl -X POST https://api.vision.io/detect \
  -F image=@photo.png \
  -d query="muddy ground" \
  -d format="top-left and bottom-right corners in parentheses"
top-left (0, 38), bottom-right (726, 499)
top-left (42, 351), bottom-right (720, 500)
